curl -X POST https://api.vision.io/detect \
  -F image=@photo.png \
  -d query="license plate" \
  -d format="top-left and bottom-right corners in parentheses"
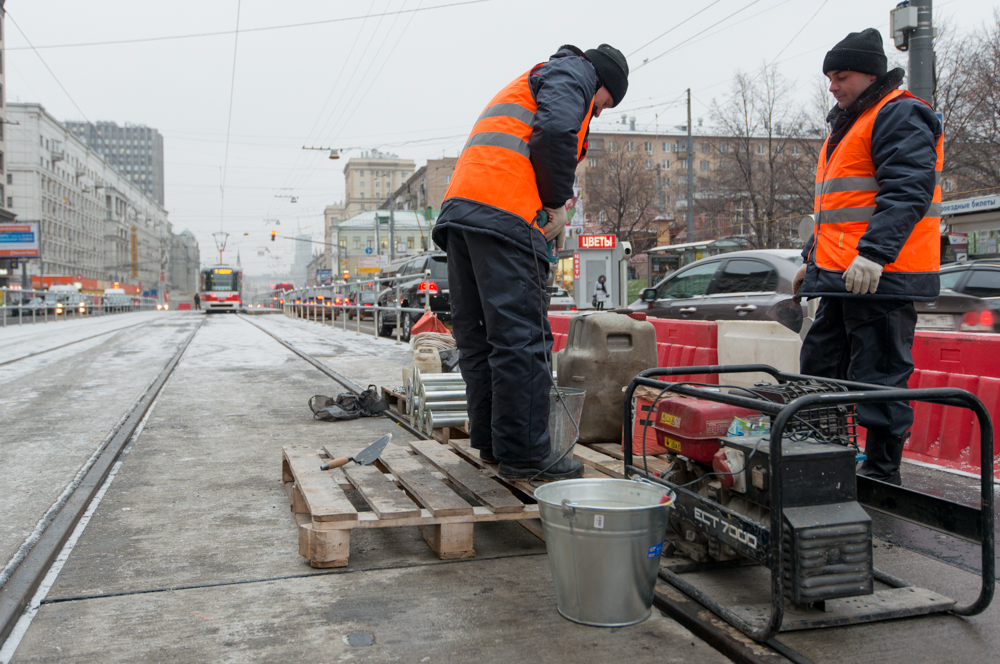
top-left (917, 313), bottom-right (955, 329)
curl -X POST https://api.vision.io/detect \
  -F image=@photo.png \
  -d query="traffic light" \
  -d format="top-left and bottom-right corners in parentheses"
top-left (343, 270), bottom-right (350, 280)
top-left (270, 230), bottom-right (276, 242)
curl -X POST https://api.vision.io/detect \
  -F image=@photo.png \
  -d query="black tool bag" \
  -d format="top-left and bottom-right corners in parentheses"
top-left (309, 385), bottom-right (388, 421)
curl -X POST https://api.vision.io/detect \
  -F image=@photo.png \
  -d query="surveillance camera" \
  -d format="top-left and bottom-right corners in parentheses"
top-left (621, 241), bottom-right (633, 257)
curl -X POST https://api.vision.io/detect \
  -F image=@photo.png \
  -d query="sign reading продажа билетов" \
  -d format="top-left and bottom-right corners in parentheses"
top-left (0, 223), bottom-right (40, 258)
top-left (578, 234), bottom-right (616, 249)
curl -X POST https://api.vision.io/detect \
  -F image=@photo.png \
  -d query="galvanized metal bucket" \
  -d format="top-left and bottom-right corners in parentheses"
top-left (534, 478), bottom-right (675, 627)
top-left (549, 387), bottom-right (586, 458)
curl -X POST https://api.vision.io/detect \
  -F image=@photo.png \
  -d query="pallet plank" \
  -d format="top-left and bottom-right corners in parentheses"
top-left (343, 465), bottom-right (422, 519)
top-left (379, 448), bottom-right (474, 517)
top-left (283, 446), bottom-right (358, 522)
top-left (410, 440), bottom-right (525, 514)
top-left (587, 443), bottom-right (674, 476)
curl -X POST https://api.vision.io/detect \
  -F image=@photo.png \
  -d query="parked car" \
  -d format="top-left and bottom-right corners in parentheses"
top-left (376, 251), bottom-right (450, 340)
top-left (21, 294), bottom-right (58, 317)
top-left (347, 290), bottom-right (378, 321)
top-left (937, 260), bottom-right (1000, 332)
top-left (631, 249), bottom-right (995, 332)
top-left (548, 287), bottom-right (577, 312)
top-left (103, 288), bottom-right (131, 313)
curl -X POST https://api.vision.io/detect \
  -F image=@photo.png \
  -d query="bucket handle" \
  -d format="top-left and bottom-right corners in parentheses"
top-left (631, 476), bottom-right (676, 507)
top-left (561, 499), bottom-right (578, 523)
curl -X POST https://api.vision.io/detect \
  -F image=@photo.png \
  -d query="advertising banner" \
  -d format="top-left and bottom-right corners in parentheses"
top-left (316, 269), bottom-right (333, 285)
top-left (358, 256), bottom-right (380, 273)
top-left (0, 222), bottom-right (40, 258)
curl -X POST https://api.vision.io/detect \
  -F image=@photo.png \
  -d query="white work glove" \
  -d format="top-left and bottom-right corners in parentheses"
top-left (792, 264), bottom-right (806, 297)
top-left (842, 255), bottom-right (884, 295)
top-left (541, 206), bottom-right (568, 242)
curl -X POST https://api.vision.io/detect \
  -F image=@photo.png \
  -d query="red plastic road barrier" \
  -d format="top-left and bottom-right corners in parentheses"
top-left (912, 331), bottom-right (1000, 380)
top-left (176, 302), bottom-right (192, 310)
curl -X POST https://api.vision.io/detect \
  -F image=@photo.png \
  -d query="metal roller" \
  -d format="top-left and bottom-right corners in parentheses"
top-left (427, 411), bottom-right (468, 430)
top-left (418, 390), bottom-right (467, 402)
top-left (424, 400), bottom-right (468, 412)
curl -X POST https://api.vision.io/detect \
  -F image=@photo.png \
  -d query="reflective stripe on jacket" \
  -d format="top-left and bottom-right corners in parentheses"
top-left (443, 64), bottom-right (595, 229)
top-left (808, 89), bottom-right (943, 299)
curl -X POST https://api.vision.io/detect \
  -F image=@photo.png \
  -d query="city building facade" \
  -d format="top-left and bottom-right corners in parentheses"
top-left (168, 229), bottom-right (200, 294)
top-left (323, 202), bottom-right (347, 272)
top-left (7, 103), bottom-right (170, 292)
top-left (0, 2), bottom-right (18, 288)
top-left (66, 120), bottom-right (165, 206)
top-left (342, 150), bottom-right (415, 218)
top-left (333, 210), bottom-right (435, 279)
top-left (386, 157), bottom-right (457, 213)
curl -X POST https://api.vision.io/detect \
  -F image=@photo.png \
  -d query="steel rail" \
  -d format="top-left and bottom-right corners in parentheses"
top-left (0, 317), bottom-right (205, 645)
top-left (0, 319), bottom-right (154, 367)
top-left (236, 314), bottom-right (429, 441)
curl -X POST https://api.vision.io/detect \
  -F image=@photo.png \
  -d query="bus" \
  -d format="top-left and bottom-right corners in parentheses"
top-left (200, 265), bottom-right (243, 313)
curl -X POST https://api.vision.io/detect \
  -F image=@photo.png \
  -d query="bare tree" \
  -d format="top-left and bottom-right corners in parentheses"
top-left (706, 65), bottom-right (813, 249)
top-left (937, 14), bottom-right (1000, 196)
top-left (583, 140), bottom-right (660, 249)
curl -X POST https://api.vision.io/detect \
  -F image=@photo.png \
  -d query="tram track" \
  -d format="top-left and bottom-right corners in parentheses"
top-left (0, 318), bottom-right (205, 645)
top-left (237, 314), bottom-right (428, 441)
top-left (0, 318), bottom-right (155, 367)
top-left (238, 313), bottom-right (814, 664)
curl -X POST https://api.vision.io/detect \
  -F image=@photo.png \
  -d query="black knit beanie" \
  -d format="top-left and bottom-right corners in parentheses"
top-left (823, 28), bottom-right (887, 76)
top-left (585, 44), bottom-right (629, 107)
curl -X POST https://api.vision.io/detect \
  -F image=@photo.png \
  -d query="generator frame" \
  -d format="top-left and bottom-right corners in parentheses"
top-left (623, 364), bottom-right (995, 642)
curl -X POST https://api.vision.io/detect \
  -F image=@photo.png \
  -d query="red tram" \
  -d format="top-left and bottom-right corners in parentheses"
top-left (200, 265), bottom-right (244, 313)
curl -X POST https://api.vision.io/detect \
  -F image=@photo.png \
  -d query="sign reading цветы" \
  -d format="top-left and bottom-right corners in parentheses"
top-left (0, 223), bottom-right (41, 258)
top-left (578, 234), bottom-right (617, 250)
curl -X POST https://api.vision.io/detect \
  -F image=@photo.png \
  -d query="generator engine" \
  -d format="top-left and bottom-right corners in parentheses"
top-left (652, 380), bottom-right (874, 605)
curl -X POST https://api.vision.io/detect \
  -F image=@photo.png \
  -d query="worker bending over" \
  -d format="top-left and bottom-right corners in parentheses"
top-left (432, 44), bottom-right (629, 480)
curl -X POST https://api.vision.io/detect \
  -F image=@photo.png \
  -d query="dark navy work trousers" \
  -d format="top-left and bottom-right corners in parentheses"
top-left (444, 227), bottom-right (552, 463)
top-left (799, 297), bottom-right (917, 438)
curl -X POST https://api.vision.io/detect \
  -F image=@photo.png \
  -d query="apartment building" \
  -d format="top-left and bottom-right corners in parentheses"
top-left (8, 103), bottom-right (170, 290)
top-left (66, 120), bottom-right (165, 206)
top-left (386, 157), bottom-right (457, 213)
top-left (574, 117), bottom-right (819, 238)
top-left (342, 150), bottom-right (415, 218)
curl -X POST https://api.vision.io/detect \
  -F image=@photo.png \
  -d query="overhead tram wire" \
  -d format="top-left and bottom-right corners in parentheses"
top-left (273, 0), bottom-right (403, 204)
top-left (768, 0), bottom-right (829, 65)
top-left (634, 0), bottom-right (776, 73)
top-left (287, 0), bottom-right (420, 196)
top-left (6, 13), bottom-right (127, 183)
top-left (322, 0), bottom-right (425, 152)
top-left (220, 0), bottom-right (243, 235)
top-left (628, 0), bottom-right (724, 57)
top-left (6, 0), bottom-right (493, 51)
top-left (267, 0), bottom-right (383, 211)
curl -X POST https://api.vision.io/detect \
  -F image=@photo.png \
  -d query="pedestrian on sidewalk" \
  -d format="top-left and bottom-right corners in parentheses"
top-left (193, 292), bottom-right (200, 310)
top-left (793, 28), bottom-right (943, 485)
top-left (593, 275), bottom-right (609, 310)
top-left (432, 44), bottom-right (629, 480)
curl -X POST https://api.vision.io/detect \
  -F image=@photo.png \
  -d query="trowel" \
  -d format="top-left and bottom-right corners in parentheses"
top-left (321, 433), bottom-right (392, 470)
top-left (765, 298), bottom-right (805, 334)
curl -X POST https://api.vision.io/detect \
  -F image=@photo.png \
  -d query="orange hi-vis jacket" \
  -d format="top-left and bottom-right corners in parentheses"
top-left (810, 89), bottom-right (943, 297)
top-left (443, 64), bottom-right (596, 230)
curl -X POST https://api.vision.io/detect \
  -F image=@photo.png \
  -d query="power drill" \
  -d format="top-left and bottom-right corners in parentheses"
top-left (540, 210), bottom-right (560, 264)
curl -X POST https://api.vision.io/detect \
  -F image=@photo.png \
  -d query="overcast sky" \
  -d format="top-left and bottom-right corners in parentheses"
top-left (5, 0), bottom-right (994, 277)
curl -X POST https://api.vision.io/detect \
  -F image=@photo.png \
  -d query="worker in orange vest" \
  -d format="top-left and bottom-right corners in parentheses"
top-left (432, 45), bottom-right (628, 480)
top-left (793, 29), bottom-right (943, 486)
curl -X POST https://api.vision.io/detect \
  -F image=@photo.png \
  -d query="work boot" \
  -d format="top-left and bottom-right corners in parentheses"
top-left (858, 431), bottom-right (909, 486)
top-left (497, 450), bottom-right (584, 481)
top-left (478, 448), bottom-right (497, 464)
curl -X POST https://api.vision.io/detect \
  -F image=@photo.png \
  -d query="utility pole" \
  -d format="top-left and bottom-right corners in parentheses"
top-left (389, 195), bottom-right (396, 262)
top-left (908, 0), bottom-right (934, 107)
top-left (686, 88), bottom-right (695, 241)
top-left (891, 0), bottom-right (935, 107)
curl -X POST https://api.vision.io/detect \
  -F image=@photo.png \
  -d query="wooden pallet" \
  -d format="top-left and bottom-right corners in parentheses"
top-left (380, 386), bottom-right (407, 416)
top-left (282, 443), bottom-right (542, 567)
top-left (281, 436), bottom-right (673, 568)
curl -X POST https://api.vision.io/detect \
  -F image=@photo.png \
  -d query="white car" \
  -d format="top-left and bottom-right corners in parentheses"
top-left (548, 287), bottom-right (577, 312)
